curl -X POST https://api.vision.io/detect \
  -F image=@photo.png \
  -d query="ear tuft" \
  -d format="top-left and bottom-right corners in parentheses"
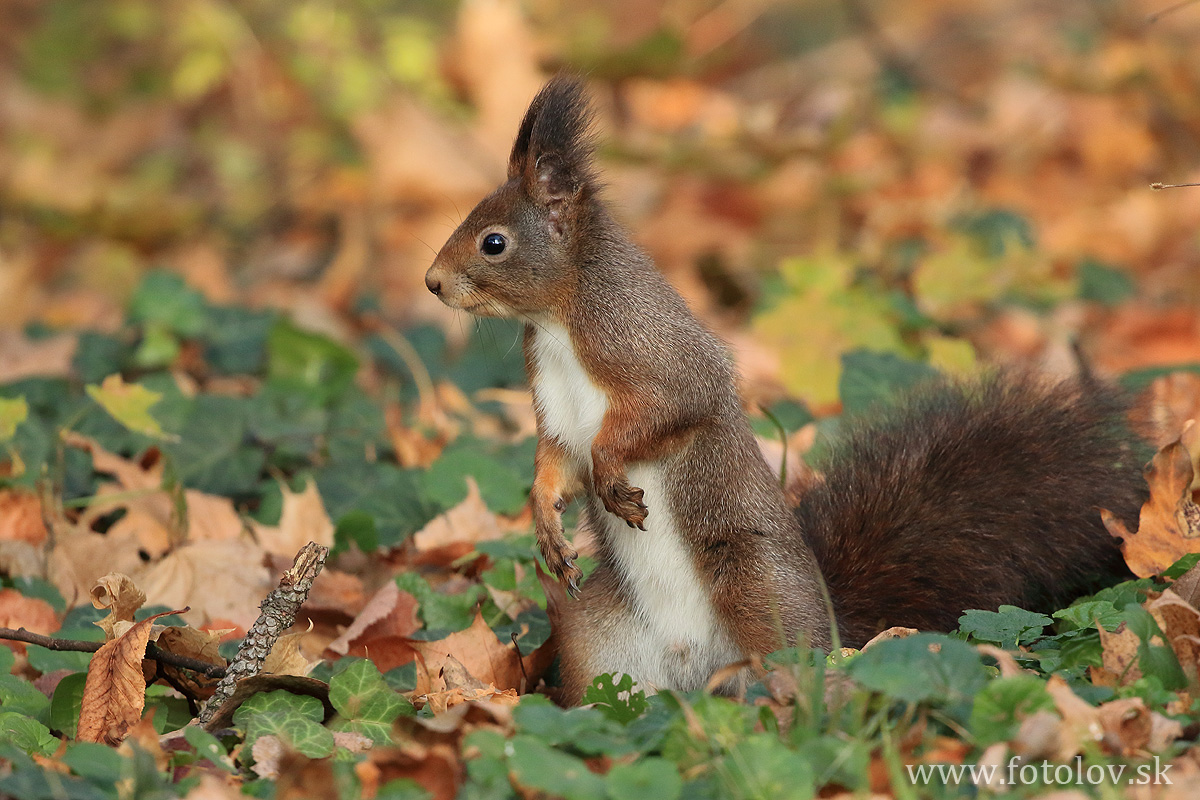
top-left (507, 75), bottom-right (596, 201)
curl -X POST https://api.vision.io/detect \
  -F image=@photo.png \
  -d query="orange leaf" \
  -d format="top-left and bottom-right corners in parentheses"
top-left (410, 612), bottom-right (523, 695)
top-left (1102, 433), bottom-right (1200, 577)
top-left (77, 608), bottom-right (181, 745)
top-left (0, 589), bottom-right (59, 655)
top-left (0, 488), bottom-right (47, 545)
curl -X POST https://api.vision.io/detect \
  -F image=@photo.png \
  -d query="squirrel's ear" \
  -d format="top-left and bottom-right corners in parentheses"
top-left (508, 75), bottom-right (595, 211)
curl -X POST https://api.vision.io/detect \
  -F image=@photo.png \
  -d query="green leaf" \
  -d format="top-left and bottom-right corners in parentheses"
top-left (234, 690), bottom-right (335, 759)
top-left (512, 695), bottom-right (632, 756)
top-left (266, 318), bottom-right (359, 407)
top-left (1078, 258), bottom-right (1136, 306)
top-left (329, 659), bottom-right (413, 744)
top-left (958, 605), bottom-right (1053, 647)
top-left (950, 209), bottom-right (1035, 257)
top-left (395, 573), bottom-right (483, 633)
top-left (606, 758), bottom-right (682, 800)
top-left (969, 675), bottom-right (1054, 746)
top-left (508, 735), bottom-right (607, 800)
top-left (719, 734), bottom-right (815, 800)
top-left (162, 394), bottom-right (264, 495)
top-left (50, 672), bottom-right (88, 739)
top-left (838, 350), bottom-right (938, 415)
top-left (847, 634), bottom-right (989, 704)
top-left (0, 674), bottom-right (51, 720)
top-left (63, 741), bottom-right (128, 784)
top-left (183, 725), bottom-right (237, 773)
top-left (581, 673), bottom-right (649, 724)
top-left (422, 437), bottom-right (535, 516)
top-left (1053, 600), bottom-right (1123, 632)
top-left (0, 711), bottom-right (59, 756)
top-left (85, 374), bottom-right (174, 440)
top-left (128, 271), bottom-right (209, 337)
top-left (0, 396), bottom-right (28, 441)
top-left (315, 461), bottom-right (436, 547)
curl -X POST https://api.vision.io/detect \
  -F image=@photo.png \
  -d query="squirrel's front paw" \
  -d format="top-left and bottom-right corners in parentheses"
top-left (539, 537), bottom-right (583, 599)
top-left (597, 478), bottom-right (648, 530)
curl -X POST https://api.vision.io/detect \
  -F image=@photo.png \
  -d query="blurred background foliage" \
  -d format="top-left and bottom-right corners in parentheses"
top-left (0, 0), bottom-right (1198, 405)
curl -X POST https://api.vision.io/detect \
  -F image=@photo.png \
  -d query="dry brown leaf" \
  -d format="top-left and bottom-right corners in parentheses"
top-left (1090, 622), bottom-right (1143, 687)
top-left (364, 741), bottom-right (460, 800)
top-left (263, 625), bottom-right (318, 677)
top-left (1146, 589), bottom-right (1200, 683)
top-left (77, 609), bottom-right (180, 745)
top-left (0, 331), bottom-right (76, 383)
top-left (411, 612), bottom-right (524, 695)
top-left (274, 749), bottom-right (339, 800)
top-left (91, 572), bottom-right (147, 641)
top-left (154, 625), bottom-right (227, 700)
top-left (412, 478), bottom-right (503, 564)
top-left (251, 479), bottom-right (334, 557)
top-left (0, 488), bottom-right (48, 544)
top-left (324, 580), bottom-right (420, 671)
top-left (1102, 433), bottom-right (1200, 577)
top-left (137, 539), bottom-right (272, 629)
top-left (179, 772), bottom-right (244, 800)
top-left (0, 588), bottom-right (59, 654)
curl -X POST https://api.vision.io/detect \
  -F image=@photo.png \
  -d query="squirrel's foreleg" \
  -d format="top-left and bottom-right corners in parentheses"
top-left (531, 437), bottom-right (584, 597)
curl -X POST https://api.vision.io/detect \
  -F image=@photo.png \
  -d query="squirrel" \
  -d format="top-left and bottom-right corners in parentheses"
top-left (423, 76), bottom-right (1147, 704)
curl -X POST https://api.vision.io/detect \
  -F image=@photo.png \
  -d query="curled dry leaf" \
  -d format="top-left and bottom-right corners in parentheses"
top-left (976, 644), bottom-right (1029, 678)
top-left (1102, 430), bottom-right (1200, 577)
top-left (77, 608), bottom-right (182, 745)
top-left (1130, 372), bottom-right (1200, 452)
top-left (0, 588), bottom-right (59, 655)
top-left (1032, 676), bottom-right (1184, 760)
top-left (91, 572), bottom-right (147, 640)
top-left (862, 626), bottom-right (920, 650)
top-left (0, 488), bottom-right (48, 545)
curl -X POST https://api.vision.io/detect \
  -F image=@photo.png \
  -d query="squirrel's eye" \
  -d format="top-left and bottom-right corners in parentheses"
top-left (481, 233), bottom-right (507, 256)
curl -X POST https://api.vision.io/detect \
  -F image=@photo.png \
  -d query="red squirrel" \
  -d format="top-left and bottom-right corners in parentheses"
top-left (424, 76), bottom-right (1145, 703)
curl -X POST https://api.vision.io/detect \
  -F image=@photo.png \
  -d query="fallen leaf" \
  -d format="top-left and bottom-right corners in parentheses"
top-left (137, 539), bottom-right (273, 630)
top-left (0, 332), bottom-right (76, 383)
top-left (86, 374), bottom-right (175, 440)
top-left (251, 479), bottom-right (334, 557)
top-left (411, 612), bottom-right (524, 695)
top-left (1089, 622), bottom-right (1142, 687)
top-left (1130, 372), bottom-right (1200, 450)
top-left (0, 397), bottom-right (28, 442)
top-left (324, 580), bottom-right (420, 671)
top-left (0, 588), bottom-right (59, 655)
top-left (90, 572), bottom-right (147, 640)
top-left (412, 478), bottom-right (503, 565)
top-left (1102, 432), bottom-right (1200, 577)
top-left (1146, 590), bottom-right (1200, 684)
top-left (263, 625), bottom-right (318, 677)
top-left (0, 488), bottom-right (48, 545)
top-left (78, 609), bottom-right (180, 745)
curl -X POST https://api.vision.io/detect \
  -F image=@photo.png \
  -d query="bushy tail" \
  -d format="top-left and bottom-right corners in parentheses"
top-left (795, 373), bottom-right (1146, 648)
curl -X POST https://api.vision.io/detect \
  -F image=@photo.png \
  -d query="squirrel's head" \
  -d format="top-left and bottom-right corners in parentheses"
top-left (425, 75), bottom-right (596, 319)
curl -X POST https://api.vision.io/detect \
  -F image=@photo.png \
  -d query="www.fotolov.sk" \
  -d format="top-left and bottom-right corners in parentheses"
top-left (906, 756), bottom-right (1173, 788)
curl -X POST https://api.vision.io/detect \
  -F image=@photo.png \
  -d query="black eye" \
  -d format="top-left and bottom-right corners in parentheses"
top-left (481, 233), bottom-right (507, 256)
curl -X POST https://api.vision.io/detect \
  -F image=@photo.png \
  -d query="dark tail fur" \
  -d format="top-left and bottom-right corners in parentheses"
top-left (796, 373), bottom-right (1146, 648)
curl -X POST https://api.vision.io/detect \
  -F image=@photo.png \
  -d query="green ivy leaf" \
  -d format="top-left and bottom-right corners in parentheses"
top-left (329, 659), bottom-right (413, 744)
top-left (234, 690), bottom-right (334, 759)
top-left (128, 271), bottom-right (209, 337)
top-left (266, 318), bottom-right (359, 407)
top-left (183, 725), bottom-right (237, 773)
top-left (50, 673), bottom-right (89, 739)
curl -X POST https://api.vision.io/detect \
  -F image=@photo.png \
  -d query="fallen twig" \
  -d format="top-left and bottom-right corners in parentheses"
top-left (198, 541), bottom-right (329, 727)
top-left (0, 626), bottom-right (227, 678)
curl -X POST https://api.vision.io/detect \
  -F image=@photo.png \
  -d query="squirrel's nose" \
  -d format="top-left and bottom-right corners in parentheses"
top-left (425, 272), bottom-right (442, 296)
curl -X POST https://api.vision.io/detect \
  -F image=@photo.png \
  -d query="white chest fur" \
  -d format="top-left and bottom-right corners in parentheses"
top-left (528, 322), bottom-right (737, 691)
top-left (528, 322), bottom-right (608, 461)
